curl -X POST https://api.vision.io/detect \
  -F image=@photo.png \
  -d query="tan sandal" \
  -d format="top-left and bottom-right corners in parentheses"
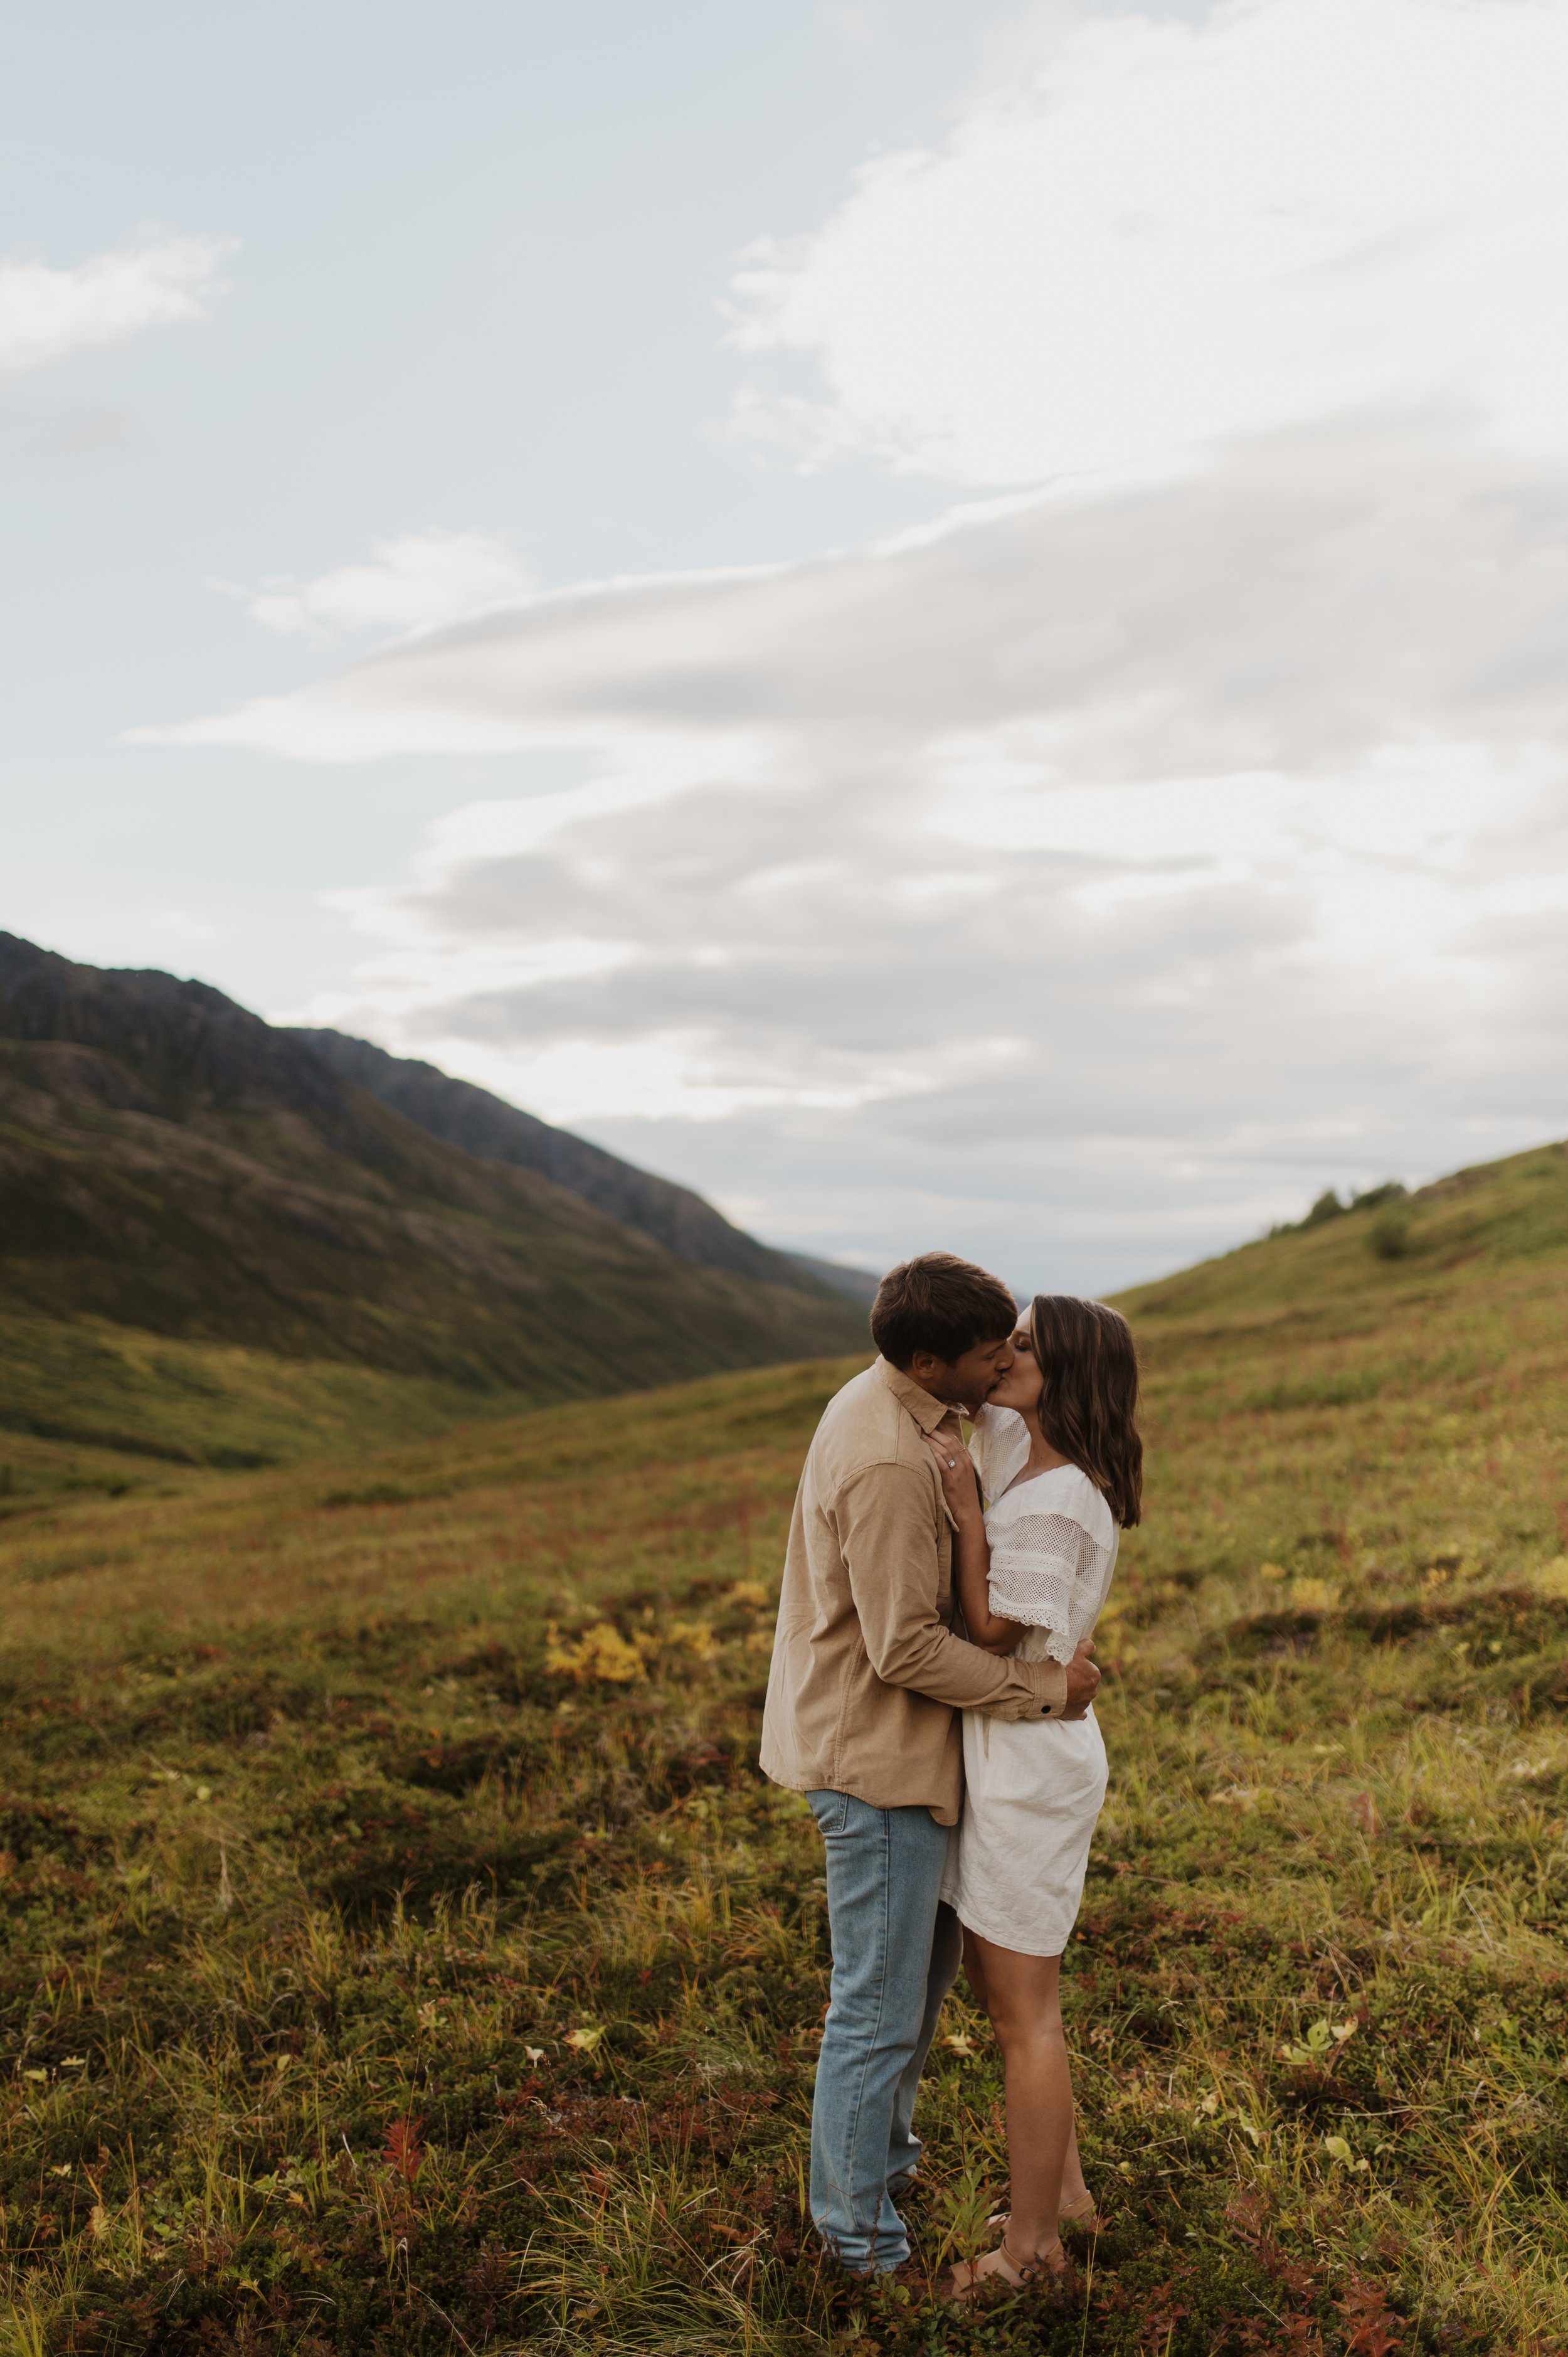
top-left (990, 2196), bottom-right (1101, 2233)
top-left (943, 2233), bottom-right (1064, 2301)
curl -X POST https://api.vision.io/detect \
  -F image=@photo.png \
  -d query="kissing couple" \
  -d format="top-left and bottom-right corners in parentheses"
top-left (760, 1252), bottom-right (1143, 2294)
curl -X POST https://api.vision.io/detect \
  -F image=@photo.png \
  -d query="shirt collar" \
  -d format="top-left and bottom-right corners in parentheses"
top-left (874, 1354), bottom-right (962, 1434)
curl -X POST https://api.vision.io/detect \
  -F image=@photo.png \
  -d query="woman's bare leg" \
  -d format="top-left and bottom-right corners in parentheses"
top-left (962, 1928), bottom-right (1092, 2227)
top-left (968, 1934), bottom-right (1074, 2265)
top-left (960, 1925), bottom-right (990, 2018)
top-left (1059, 2117), bottom-right (1094, 2218)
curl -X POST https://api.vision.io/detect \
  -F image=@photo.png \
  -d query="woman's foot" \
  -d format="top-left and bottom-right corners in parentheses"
top-left (943, 2235), bottom-right (1064, 2301)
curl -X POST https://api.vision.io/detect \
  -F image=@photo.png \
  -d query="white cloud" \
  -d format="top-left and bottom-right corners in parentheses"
top-left (211, 417), bottom-right (1568, 1285)
top-left (156, 0), bottom-right (1568, 1286)
top-left (0, 234), bottom-right (231, 378)
top-left (221, 529), bottom-right (532, 641)
top-left (134, 416), bottom-right (1568, 774)
top-left (729, 0), bottom-right (1568, 482)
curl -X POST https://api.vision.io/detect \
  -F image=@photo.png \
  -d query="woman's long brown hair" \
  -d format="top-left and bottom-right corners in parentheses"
top-left (1029, 1294), bottom-right (1143, 1528)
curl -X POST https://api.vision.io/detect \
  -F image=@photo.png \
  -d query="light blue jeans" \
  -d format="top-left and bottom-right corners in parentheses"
top-left (807, 1789), bottom-right (961, 2272)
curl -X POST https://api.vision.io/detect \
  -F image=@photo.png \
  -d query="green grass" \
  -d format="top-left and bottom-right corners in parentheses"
top-left (3, 1146), bottom-right (1567, 2353)
top-left (0, 1311), bottom-right (536, 1509)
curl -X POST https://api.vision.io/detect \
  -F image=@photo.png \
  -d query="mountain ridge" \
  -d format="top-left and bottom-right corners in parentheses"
top-left (289, 1026), bottom-right (878, 1304)
top-left (0, 934), bottom-right (869, 1436)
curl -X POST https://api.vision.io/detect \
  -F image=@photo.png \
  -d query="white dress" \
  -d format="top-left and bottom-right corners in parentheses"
top-left (939, 1405), bottom-right (1118, 1958)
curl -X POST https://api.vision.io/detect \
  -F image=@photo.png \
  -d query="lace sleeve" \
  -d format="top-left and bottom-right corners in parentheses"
top-left (988, 1509), bottom-right (1117, 1666)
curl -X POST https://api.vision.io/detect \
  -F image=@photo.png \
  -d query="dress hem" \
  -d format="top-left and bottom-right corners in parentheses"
top-left (947, 1902), bottom-right (1068, 1961)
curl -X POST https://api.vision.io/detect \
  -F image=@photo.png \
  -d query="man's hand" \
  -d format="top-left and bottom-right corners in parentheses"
top-left (1058, 1638), bottom-right (1100, 1720)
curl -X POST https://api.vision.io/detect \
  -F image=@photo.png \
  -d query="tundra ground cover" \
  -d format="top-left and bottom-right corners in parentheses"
top-left (3, 1144), bottom-right (1567, 2353)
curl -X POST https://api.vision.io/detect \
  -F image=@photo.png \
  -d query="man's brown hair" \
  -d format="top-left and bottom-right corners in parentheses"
top-left (1029, 1294), bottom-right (1143, 1528)
top-left (870, 1252), bottom-right (1018, 1370)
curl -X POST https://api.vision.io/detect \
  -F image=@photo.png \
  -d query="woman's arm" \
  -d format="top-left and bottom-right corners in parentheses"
top-left (923, 1435), bottom-right (1024, 1654)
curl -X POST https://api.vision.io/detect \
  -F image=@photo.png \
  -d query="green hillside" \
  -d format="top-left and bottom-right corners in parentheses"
top-left (2, 1141), bottom-right (1566, 2352)
top-left (0, 1311), bottom-right (519, 1515)
top-left (1125, 1136), bottom-right (1568, 1330)
top-left (0, 936), bottom-right (868, 1479)
top-left (291, 1024), bottom-right (879, 1304)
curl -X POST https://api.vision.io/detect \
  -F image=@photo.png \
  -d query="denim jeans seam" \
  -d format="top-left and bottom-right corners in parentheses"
top-left (811, 1801), bottom-right (949, 2272)
top-left (832, 1802), bottom-right (894, 2259)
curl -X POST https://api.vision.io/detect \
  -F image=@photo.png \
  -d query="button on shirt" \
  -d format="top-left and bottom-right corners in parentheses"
top-left (759, 1357), bottom-right (1071, 1826)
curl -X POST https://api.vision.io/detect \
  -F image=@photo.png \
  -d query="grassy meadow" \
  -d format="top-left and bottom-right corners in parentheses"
top-left (0, 1310), bottom-right (532, 1506)
top-left (3, 1142), bottom-right (1568, 2353)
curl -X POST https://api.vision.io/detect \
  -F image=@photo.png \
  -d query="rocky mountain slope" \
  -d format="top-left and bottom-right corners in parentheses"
top-left (0, 934), bottom-right (868, 1418)
top-left (290, 1026), bottom-right (877, 1302)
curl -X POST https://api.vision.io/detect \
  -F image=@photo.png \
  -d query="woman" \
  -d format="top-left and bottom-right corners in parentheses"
top-left (923, 1293), bottom-right (1143, 2296)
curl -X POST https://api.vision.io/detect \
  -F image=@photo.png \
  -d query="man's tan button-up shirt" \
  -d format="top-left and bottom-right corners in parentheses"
top-left (759, 1356), bottom-right (1070, 1827)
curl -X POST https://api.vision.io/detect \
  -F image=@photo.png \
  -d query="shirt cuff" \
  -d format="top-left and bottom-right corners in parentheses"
top-left (1025, 1659), bottom-right (1069, 1716)
top-left (972, 1656), bottom-right (1072, 1721)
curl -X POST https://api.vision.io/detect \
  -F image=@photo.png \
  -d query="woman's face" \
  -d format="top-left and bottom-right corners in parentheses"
top-left (985, 1321), bottom-right (1044, 1415)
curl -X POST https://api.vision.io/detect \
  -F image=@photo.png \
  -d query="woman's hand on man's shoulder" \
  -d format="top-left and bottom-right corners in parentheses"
top-left (921, 1431), bottom-right (984, 1523)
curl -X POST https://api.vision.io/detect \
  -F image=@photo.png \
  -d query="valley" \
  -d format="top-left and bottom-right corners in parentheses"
top-left (2, 1139), bottom-right (1565, 2349)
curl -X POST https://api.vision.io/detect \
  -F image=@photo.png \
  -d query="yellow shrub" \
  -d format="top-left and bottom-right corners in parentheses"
top-left (1288, 1576), bottom-right (1341, 1613)
top-left (544, 1621), bottom-right (649, 1684)
top-left (1534, 1556), bottom-right (1568, 1598)
top-left (544, 1614), bottom-right (724, 1681)
top-left (665, 1619), bottom-right (718, 1663)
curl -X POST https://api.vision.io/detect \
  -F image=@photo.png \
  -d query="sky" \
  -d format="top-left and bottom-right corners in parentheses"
top-left (5, 0), bottom-right (1567, 1296)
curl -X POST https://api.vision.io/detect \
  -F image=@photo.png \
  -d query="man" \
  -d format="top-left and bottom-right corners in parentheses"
top-left (760, 1253), bottom-right (1101, 2276)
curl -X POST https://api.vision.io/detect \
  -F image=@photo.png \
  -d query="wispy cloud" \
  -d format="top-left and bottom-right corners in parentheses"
top-left (0, 234), bottom-right (233, 378)
top-left (216, 529), bottom-right (532, 641)
top-left (132, 415), bottom-right (1568, 775)
top-left (212, 418), bottom-right (1568, 1284)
